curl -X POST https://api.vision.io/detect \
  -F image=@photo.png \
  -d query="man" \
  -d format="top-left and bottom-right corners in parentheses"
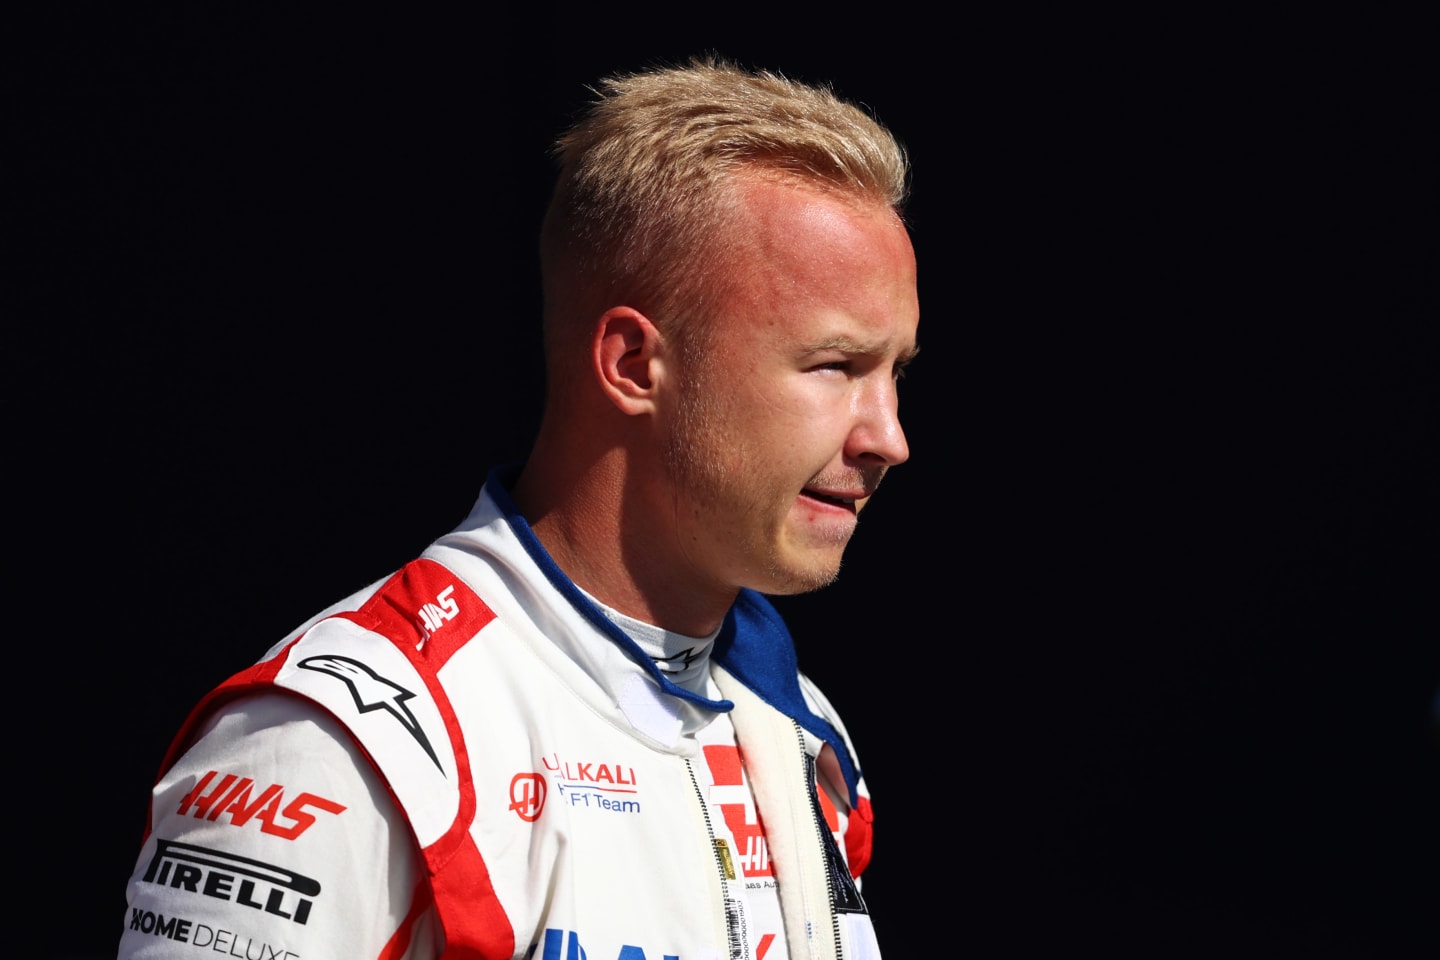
top-left (119, 61), bottom-right (917, 960)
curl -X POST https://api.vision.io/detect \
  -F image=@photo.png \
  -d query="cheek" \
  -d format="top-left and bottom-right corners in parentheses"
top-left (752, 378), bottom-right (845, 430)
top-left (705, 379), bottom-right (847, 478)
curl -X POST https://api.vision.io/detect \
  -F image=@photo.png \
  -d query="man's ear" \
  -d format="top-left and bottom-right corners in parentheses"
top-left (593, 307), bottom-right (665, 416)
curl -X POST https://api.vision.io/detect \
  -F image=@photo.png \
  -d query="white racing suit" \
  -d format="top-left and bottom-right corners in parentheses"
top-left (119, 471), bottom-right (880, 959)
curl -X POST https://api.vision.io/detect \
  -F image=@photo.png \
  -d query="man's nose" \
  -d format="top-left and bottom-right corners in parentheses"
top-left (848, 382), bottom-right (909, 466)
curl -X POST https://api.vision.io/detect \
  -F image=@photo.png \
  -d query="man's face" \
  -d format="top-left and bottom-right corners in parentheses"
top-left (658, 177), bottom-right (919, 598)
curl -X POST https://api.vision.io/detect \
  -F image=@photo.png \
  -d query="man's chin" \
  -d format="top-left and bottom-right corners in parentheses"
top-left (758, 550), bottom-right (846, 596)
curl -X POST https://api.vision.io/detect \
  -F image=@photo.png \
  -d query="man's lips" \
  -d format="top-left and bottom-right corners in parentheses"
top-left (800, 467), bottom-right (886, 512)
top-left (800, 468), bottom-right (886, 515)
top-left (798, 487), bottom-right (869, 513)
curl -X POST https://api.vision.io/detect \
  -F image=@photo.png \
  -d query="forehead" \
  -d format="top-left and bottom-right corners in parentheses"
top-left (730, 175), bottom-right (912, 267)
top-left (710, 176), bottom-right (919, 347)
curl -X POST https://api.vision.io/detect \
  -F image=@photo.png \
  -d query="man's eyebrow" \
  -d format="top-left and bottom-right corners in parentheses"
top-left (802, 336), bottom-right (921, 363)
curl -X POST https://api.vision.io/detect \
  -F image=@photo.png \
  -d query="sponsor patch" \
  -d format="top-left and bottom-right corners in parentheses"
top-left (176, 770), bottom-right (345, 840)
top-left (541, 751), bottom-right (642, 815)
top-left (508, 772), bottom-right (547, 822)
top-left (141, 838), bottom-right (320, 925)
top-left (127, 908), bottom-right (298, 958)
top-left (353, 559), bottom-right (496, 668)
top-left (702, 744), bottom-right (772, 878)
top-left (296, 654), bottom-right (442, 770)
top-left (536, 928), bottom-right (679, 960)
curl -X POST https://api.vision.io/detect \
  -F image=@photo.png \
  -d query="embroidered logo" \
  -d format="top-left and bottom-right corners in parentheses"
top-left (509, 773), bottom-right (547, 822)
top-left (296, 655), bottom-right (442, 771)
top-left (141, 839), bottom-right (320, 926)
top-left (541, 752), bottom-right (642, 814)
top-left (176, 770), bottom-right (345, 840)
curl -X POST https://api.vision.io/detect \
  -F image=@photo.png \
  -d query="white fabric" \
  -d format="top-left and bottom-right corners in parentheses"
top-left (119, 482), bottom-right (876, 959)
top-left (118, 694), bottom-right (440, 959)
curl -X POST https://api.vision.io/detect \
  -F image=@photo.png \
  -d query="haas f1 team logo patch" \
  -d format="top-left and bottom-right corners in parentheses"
top-left (177, 770), bottom-right (344, 840)
top-left (509, 773), bottom-right (547, 822)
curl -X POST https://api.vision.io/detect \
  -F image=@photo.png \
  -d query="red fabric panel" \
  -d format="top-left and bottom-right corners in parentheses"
top-left (424, 834), bottom-right (516, 960)
top-left (845, 795), bottom-right (874, 879)
top-left (353, 558), bottom-right (496, 671)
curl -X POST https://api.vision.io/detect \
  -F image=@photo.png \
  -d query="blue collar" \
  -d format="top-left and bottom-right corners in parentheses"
top-left (486, 464), bottom-right (862, 803)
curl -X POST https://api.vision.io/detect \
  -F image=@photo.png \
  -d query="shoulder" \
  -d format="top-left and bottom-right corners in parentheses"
top-left (180, 691), bottom-right (398, 798)
top-left (121, 692), bottom-right (440, 958)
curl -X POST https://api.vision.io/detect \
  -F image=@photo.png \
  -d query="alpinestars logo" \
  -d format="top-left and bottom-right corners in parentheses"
top-left (141, 839), bottom-right (320, 925)
top-left (297, 654), bottom-right (442, 771)
top-left (651, 644), bottom-right (705, 674)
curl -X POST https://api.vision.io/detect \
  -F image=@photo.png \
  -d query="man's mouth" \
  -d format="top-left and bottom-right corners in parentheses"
top-left (800, 488), bottom-right (861, 511)
top-left (800, 469), bottom-right (885, 515)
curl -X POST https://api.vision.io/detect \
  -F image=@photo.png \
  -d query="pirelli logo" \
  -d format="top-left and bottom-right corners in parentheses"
top-left (141, 839), bottom-right (320, 925)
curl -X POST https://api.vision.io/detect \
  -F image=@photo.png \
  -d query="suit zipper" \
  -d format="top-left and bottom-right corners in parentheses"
top-left (685, 757), bottom-right (745, 959)
top-left (794, 720), bottom-right (844, 960)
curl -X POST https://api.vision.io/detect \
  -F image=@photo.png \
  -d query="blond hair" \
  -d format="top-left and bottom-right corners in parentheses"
top-left (539, 59), bottom-right (909, 354)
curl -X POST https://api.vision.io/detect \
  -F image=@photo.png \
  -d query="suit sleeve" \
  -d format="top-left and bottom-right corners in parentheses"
top-left (118, 692), bottom-right (440, 959)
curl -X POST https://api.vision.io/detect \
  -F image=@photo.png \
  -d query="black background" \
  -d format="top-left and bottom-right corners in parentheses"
top-left (7, 11), bottom-right (1436, 958)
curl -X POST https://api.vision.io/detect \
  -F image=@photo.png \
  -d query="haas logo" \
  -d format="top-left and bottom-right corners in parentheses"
top-left (509, 773), bottom-right (547, 822)
top-left (416, 585), bottom-right (459, 637)
top-left (176, 770), bottom-right (345, 840)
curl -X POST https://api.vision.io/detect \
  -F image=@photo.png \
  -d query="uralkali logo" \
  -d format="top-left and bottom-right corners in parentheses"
top-left (542, 751), bottom-right (642, 815)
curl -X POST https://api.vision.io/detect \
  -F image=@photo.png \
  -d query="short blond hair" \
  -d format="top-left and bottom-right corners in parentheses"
top-left (539, 59), bottom-right (909, 354)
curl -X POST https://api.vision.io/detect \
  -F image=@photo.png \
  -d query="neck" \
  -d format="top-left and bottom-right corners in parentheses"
top-left (511, 421), bottom-right (737, 637)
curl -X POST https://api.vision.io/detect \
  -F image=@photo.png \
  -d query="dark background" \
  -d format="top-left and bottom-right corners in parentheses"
top-left (7, 11), bottom-right (1435, 958)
